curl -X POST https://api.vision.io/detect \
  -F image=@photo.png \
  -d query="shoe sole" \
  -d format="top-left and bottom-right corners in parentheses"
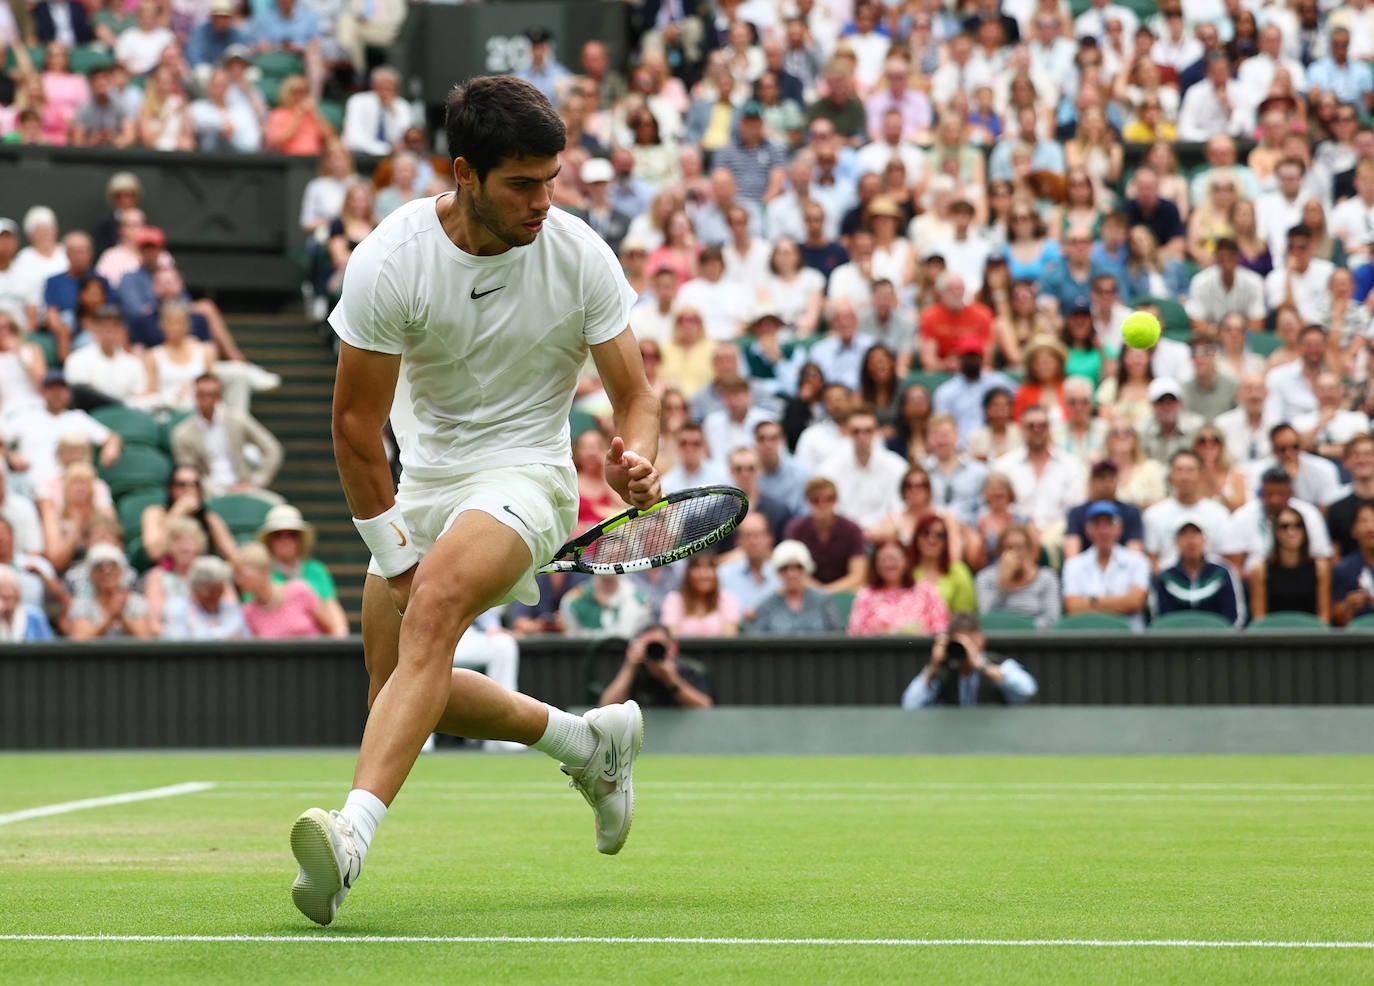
top-left (290, 808), bottom-right (342, 926)
top-left (602, 700), bottom-right (645, 856)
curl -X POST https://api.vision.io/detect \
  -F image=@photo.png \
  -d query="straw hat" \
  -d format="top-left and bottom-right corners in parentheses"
top-left (256, 504), bottom-right (316, 555)
top-left (865, 195), bottom-right (904, 221)
top-left (1022, 333), bottom-right (1067, 369)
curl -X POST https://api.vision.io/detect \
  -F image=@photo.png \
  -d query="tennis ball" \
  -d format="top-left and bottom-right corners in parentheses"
top-left (1121, 311), bottom-right (1162, 349)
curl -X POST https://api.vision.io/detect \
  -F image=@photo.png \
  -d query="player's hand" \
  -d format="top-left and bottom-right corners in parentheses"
top-left (388, 564), bottom-right (417, 614)
top-left (606, 436), bottom-right (661, 509)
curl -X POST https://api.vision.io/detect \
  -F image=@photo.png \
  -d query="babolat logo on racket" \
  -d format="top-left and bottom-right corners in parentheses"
top-left (651, 516), bottom-right (740, 566)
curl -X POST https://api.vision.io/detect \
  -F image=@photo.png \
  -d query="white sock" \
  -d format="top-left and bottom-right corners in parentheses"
top-left (531, 705), bottom-right (598, 769)
top-left (339, 789), bottom-right (387, 858)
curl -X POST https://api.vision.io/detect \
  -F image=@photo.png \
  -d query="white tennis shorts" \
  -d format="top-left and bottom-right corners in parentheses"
top-left (366, 462), bottom-right (578, 606)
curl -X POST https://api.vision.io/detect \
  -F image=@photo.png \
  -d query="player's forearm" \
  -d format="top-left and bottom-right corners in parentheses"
top-left (333, 413), bottom-right (396, 519)
top-left (614, 389), bottom-right (661, 465)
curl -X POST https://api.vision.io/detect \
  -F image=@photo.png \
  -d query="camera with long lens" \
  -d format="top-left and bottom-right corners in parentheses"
top-left (644, 641), bottom-right (668, 662)
top-left (943, 640), bottom-right (967, 674)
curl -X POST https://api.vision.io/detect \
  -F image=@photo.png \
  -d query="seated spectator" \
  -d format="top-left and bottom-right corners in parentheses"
top-left (796, 382), bottom-right (855, 471)
top-left (924, 413), bottom-right (987, 527)
top-left (1063, 459), bottom-right (1144, 559)
top-left (848, 539), bottom-right (950, 637)
top-left (374, 152), bottom-right (424, 220)
top-left (934, 336), bottom-right (1018, 442)
top-left (341, 65), bottom-right (411, 158)
top-left (1140, 377), bottom-right (1203, 466)
top-left (1180, 334), bottom-right (1238, 425)
top-left (64, 304), bottom-right (151, 406)
top-left (1328, 435), bottom-right (1374, 558)
top-left (263, 74), bottom-right (332, 156)
top-left (661, 553), bottom-right (740, 637)
top-left (4, 371), bottom-right (121, 493)
top-left (558, 573), bottom-right (651, 639)
top-left (1013, 334), bottom-right (1070, 424)
top-left (1333, 503), bottom-right (1374, 626)
top-left (975, 524), bottom-right (1060, 629)
top-left (1061, 501), bottom-right (1152, 630)
top-left (187, 0), bottom-right (248, 72)
top-left (141, 466), bottom-right (239, 564)
top-left (675, 246), bottom-right (754, 342)
top-left (233, 542), bottom-right (343, 639)
top-left (596, 624), bottom-right (713, 709)
top-left (1264, 225), bottom-right (1335, 327)
top-left (659, 422), bottom-right (729, 495)
top-left (972, 470), bottom-right (1037, 565)
top-left (782, 477), bottom-right (867, 592)
top-left (870, 464), bottom-right (966, 558)
top-left (919, 272), bottom-right (994, 373)
top-left (189, 67), bottom-right (262, 152)
top-left (325, 182), bottom-right (379, 303)
top-left (1192, 424), bottom-right (1249, 513)
top-left (67, 543), bottom-right (155, 639)
top-left (1054, 374), bottom-right (1108, 464)
top-left (142, 301), bottom-right (217, 409)
top-left (257, 504), bottom-right (347, 636)
top-left (702, 378), bottom-right (777, 471)
top-left (160, 555), bottom-right (249, 640)
top-left (746, 539), bottom-right (845, 634)
top-left (1293, 373), bottom-right (1371, 463)
top-left (964, 387), bottom-right (1022, 464)
top-left (0, 565), bottom-right (55, 641)
top-left (1187, 238), bottom-right (1266, 334)
top-left (754, 418), bottom-right (811, 517)
top-left (858, 344), bottom-right (903, 437)
top-left (42, 232), bottom-right (104, 358)
top-left (1098, 412), bottom-right (1166, 510)
top-left (1151, 521), bottom-right (1243, 627)
top-left (1221, 466), bottom-right (1332, 577)
top-left (0, 512), bottom-right (64, 617)
top-left (760, 237), bottom-right (824, 339)
top-left (721, 446), bottom-right (791, 546)
top-left (141, 516), bottom-right (208, 634)
top-left (70, 64), bottom-right (135, 149)
top-left (659, 307), bottom-right (714, 400)
top-left (1246, 422), bottom-right (1343, 510)
top-left (900, 612), bottom-right (1039, 708)
top-left (136, 62), bottom-right (194, 152)
top-left (171, 374), bottom-right (283, 500)
top-left (817, 404), bottom-right (908, 531)
top-left (115, 1), bottom-right (175, 76)
top-left (0, 310), bottom-right (46, 418)
top-left (300, 140), bottom-right (358, 244)
top-left (910, 513), bottom-right (977, 615)
top-left (993, 404), bottom-right (1086, 551)
top-left (37, 462), bottom-right (115, 574)
top-left (0, 217), bottom-right (37, 334)
top-left (1143, 451), bottom-right (1233, 571)
top-left (13, 208), bottom-right (68, 309)
top-left (1247, 505), bottom-right (1330, 625)
top-left (1096, 344), bottom-right (1154, 428)
top-left (717, 513), bottom-right (779, 622)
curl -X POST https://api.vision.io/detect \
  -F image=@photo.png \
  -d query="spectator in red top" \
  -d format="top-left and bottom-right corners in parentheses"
top-left (847, 539), bottom-right (951, 636)
top-left (918, 271), bottom-right (994, 372)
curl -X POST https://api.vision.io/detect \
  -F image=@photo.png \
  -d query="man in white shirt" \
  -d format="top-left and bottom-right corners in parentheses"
top-left (855, 107), bottom-right (928, 180)
top-left (660, 422), bottom-right (730, 494)
top-left (816, 405), bottom-right (907, 531)
top-left (1142, 450), bottom-right (1235, 570)
top-left (794, 383), bottom-right (854, 472)
top-left (929, 32), bottom-right (993, 107)
top-left (341, 65), bottom-right (413, 158)
top-left (1074, 0), bottom-right (1139, 45)
top-left (0, 218), bottom-right (38, 333)
top-left (1256, 160), bottom-right (1313, 265)
top-left (1293, 373), bottom-right (1371, 462)
top-left (929, 198), bottom-right (992, 294)
top-left (0, 468), bottom-right (44, 558)
top-left (1216, 371), bottom-right (1276, 467)
top-left (1185, 238), bottom-right (1266, 333)
top-left (5, 371), bottom-right (121, 492)
top-left (1176, 52), bottom-right (1251, 142)
top-left (675, 246), bottom-right (754, 342)
top-left (701, 377), bottom-right (777, 470)
top-left (993, 405), bottom-right (1086, 549)
top-left (1221, 466), bottom-right (1332, 574)
top-left (1028, 13), bottom-right (1078, 87)
top-left (1245, 423), bottom-right (1344, 509)
top-left (1061, 501), bottom-right (1151, 631)
top-left (1264, 323), bottom-right (1326, 424)
top-left (1328, 160), bottom-right (1374, 269)
top-left (1264, 224), bottom-right (1334, 326)
top-left (62, 305), bottom-right (150, 404)
top-left (628, 264), bottom-right (677, 345)
top-left (1236, 25), bottom-right (1307, 113)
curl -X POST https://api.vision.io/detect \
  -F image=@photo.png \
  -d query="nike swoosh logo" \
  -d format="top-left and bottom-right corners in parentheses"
top-left (341, 851), bottom-right (360, 890)
top-left (603, 745), bottom-right (619, 781)
top-left (502, 504), bottom-right (529, 529)
top-left (470, 285), bottom-right (505, 300)
top-left (388, 522), bottom-right (407, 547)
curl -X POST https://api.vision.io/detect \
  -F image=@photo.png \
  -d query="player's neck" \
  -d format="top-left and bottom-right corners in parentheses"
top-left (437, 191), bottom-right (513, 258)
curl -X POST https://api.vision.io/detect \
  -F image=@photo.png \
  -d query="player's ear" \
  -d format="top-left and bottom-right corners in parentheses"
top-left (453, 157), bottom-right (475, 190)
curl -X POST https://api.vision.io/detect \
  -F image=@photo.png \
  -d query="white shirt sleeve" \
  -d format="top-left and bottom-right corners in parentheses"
top-left (328, 237), bottom-right (409, 355)
top-left (579, 232), bottom-right (640, 347)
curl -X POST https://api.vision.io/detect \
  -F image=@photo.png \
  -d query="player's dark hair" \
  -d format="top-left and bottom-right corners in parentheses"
top-left (445, 76), bottom-right (566, 182)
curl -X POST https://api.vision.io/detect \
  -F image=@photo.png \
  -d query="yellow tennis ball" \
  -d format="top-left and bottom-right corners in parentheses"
top-left (1121, 311), bottom-right (1162, 349)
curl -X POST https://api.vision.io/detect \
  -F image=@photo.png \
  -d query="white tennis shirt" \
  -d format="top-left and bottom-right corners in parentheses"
top-left (330, 196), bottom-right (637, 480)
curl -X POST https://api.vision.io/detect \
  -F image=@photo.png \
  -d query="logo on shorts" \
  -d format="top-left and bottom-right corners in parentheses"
top-left (502, 505), bottom-right (530, 529)
top-left (470, 285), bottom-right (505, 300)
top-left (388, 522), bottom-right (407, 547)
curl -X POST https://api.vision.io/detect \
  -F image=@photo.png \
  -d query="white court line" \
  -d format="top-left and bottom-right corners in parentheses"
top-left (0, 782), bottom-right (215, 827)
top-left (1, 934), bottom-right (1371, 950)
top-left (216, 781), bottom-right (1374, 792)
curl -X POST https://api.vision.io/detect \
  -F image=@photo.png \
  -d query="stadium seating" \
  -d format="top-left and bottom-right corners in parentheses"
top-left (116, 487), bottom-right (166, 537)
top-left (1247, 612), bottom-right (1329, 631)
top-left (978, 610), bottom-right (1038, 632)
top-left (1344, 613), bottom-right (1374, 633)
top-left (205, 495), bottom-right (273, 543)
top-left (830, 590), bottom-right (855, 627)
top-left (91, 405), bottom-right (162, 449)
top-left (1149, 610), bottom-right (1236, 631)
top-left (1244, 332), bottom-right (1285, 359)
top-left (99, 445), bottom-right (174, 500)
top-left (1053, 612), bottom-right (1134, 632)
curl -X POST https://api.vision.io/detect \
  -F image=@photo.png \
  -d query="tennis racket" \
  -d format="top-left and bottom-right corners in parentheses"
top-left (537, 485), bottom-right (750, 575)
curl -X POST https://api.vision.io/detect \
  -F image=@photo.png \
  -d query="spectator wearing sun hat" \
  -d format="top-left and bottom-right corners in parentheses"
top-left (256, 503), bottom-right (349, 637)
top-left (745, 540), bottom-right (845, 634)
top-left (576, 157), bottom-right (632, 254)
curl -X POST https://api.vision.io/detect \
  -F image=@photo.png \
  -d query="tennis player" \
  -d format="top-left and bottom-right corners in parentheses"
top-left (289, 76), bottom-right (661, 926)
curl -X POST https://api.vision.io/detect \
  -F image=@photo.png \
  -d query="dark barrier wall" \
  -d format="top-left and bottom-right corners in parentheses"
top-left (2, 633), bottom-right (1373, 748)
top-left (392, 1), bottom-right (629, 112)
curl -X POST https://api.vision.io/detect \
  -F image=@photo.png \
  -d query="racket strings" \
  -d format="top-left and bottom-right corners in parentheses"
top-left (580, 494), bottom-right (741, 565)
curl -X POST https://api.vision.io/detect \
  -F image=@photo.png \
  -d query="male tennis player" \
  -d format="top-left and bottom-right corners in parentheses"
top-left (289, 76), bottom-right (661, 926)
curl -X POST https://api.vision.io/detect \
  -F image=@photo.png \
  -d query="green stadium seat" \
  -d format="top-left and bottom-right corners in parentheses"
top-left (830, 590), bottom-right (855, 627)
top-left (254, 51), bottom-right (304, 80)
top-left (979, 610), bottom-right (1038, 632)
top-left (568, 408), bottom-right (599, 441)
top-left (1053, 612), bottom-right (1134, 632)
top-left (1344, 613), bottom-right (1374, 632)
top-left (1127, 297), bottom-right (1190, 341)
top-left (25, 331), bottom-right (57, 369)
top-left (98, 445), bottom-right (173, 500)
top-left (70, 45), bottom-right (114, 75)
top-left (256, 76), bottom-right (283, 106)
top-left (901, 371), bottom-right (951, 394)
top-left (91, 405), bottom-right (162, 448)
top-left (116, 486), bottom-right (167, 537)
top-left (1247, 612), bottom-right (1329, 631)
top-left (1245, 331), bottom-right (1285, 359)
top-left (125, 534), bottom-right (151, 574)
top-left (318, 100), bottom-right (344, 132)
top-left (1149, 610), bottom-right (1236, 631)
top-left (206, 494), bottom-right (273, 543)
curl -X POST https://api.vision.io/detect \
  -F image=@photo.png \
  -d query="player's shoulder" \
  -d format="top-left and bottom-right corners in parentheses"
top-left (540, 207), bottom-right (623, 267)
top-left (352, 196), bottom-right (443, 266)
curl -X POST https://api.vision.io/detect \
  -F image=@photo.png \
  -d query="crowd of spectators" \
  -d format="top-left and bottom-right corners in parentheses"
top-left (8, 0), bottom-right (1374, 651)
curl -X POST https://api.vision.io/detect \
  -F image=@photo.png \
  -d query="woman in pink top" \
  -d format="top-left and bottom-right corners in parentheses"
top-left (234, 543), bottom-right (345, 639)
top-left (847, 540), bottom-right (950, 637)
top-left (263, 75), bottom-right (332, 157)
top-left (661, 553), bottom-right (740, 637)
top-left (41, 43), bottom-right (90, 133)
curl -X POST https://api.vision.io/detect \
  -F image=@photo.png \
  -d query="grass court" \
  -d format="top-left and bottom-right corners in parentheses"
top-left (2, 752), bottom-right (1371, 984)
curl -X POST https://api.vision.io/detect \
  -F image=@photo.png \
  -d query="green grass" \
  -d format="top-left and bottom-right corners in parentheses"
top-left (1, 753), bottom-right (1372, 984)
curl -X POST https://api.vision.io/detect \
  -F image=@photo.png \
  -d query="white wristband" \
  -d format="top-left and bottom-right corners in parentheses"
top-left (353, 504), bottom-right (421, 578)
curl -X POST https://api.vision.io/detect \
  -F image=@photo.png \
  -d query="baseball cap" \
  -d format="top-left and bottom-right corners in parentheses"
top-left (1085, 500), bottom-right (1121, 521)
top-left (41, 369), bottom-right (67, 388)
top-left (85, 543), bottom-right (128, 570)
top-left (135, 226), bottom-right (166, 248)
top-left (1148, 377), bottom-right (1182, 402)
top-left (579, 157), bottom-right (614, 184)
top-left (1176, 520), bottom-right (1204, 536)
top-left (210, 0), bottom-right (236, 14)
top-left (740, 99), bottom-right (764, 118)
top-left (0, 218), bottom-right (17, 237)
top-left (954, 334), bottom-right (985, 356)
top-left (1067, 303), bottom-right (1092, 316)
top-left (221, 44), bottom-right (252, 65)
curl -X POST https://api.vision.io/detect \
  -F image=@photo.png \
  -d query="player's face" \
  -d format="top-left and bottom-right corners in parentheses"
top-left (463, 154), bottom-right (560, 250)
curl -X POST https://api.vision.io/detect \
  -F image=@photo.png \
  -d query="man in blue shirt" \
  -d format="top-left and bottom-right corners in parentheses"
top-left (711, 100), bottom-right (788, 206)
top-left (1062, 460), bottom-right (1146, 558)
top-left (187, 0), bottom-right (248, 70)
top-left (932, 334), bottom-right (1017, 444)
top-left (1307, 29), bottom-right (1374, 115)
top-left (250, 0), bottom-right (318, 54)
top-left (43, 231), bottom-right (107, 353)
top-left (808, 297), bottom-right (875, 391)
top-left (1125, 165), bottom-right (1185, 258)
top-left (515, 26), bottom-right (572, 103)
top-left (901, 612), bottom-right (1038, 707)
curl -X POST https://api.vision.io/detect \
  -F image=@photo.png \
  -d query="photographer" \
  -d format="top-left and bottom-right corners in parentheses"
top-left (900, 612), bottom-right (1038, 708)
top-left (597, 624), bottom-right (715, 709)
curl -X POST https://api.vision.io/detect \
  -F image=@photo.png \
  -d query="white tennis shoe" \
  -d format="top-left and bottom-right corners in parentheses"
top-left (290, 807), bottom-right (362, 926)
top-left (561, 700), bottom-right (644, 855)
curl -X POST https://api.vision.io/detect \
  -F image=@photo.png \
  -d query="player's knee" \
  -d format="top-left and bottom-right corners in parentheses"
top-left (402, 580), bottom-right (482, 646)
